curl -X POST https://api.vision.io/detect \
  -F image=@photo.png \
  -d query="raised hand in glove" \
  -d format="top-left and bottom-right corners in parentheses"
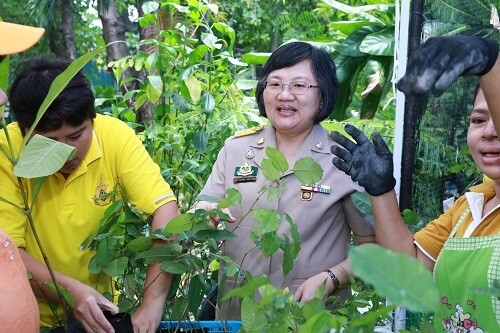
top-left (397, 36), bottom-right (499, 96)
top-left (330, 124), bottom-right (395, 196)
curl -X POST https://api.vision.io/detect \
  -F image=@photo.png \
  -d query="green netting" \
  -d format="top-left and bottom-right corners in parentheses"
top-left (406, 0), bottom-right (500, 329)
top-left (412, 0), bottom-right (500, 225)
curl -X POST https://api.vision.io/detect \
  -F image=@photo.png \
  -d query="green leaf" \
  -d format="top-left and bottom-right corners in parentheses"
top-left (241, 52), bottom-right (271, 65)
top-left (160, 259), bottom-right (190, 274)
top-left (201, 32), bottom-right (221, 49)
top-left (30, 176), bottom-right (48, 207)
top-left (329, 21), bottom-right (378, 35)
top-left (14, 135), bottom-right (76, 178)
top-left (136, 245), bottom-right (178, 263)
top-left (261, 159), bottom-right (280, 181)
top-left (184, 75), bottom-right (201, 103)
top-left (218, 188), bottom-right (242, 209)
top-left (222, 276), bottom-right (269, 300)
top-left (260, 232), bottom-right (280, 257)
top-left (265, 147), bottom-right (288, 172)
top-left (193, 130), bottom-right (208, 153)
top-left (193, 229), bottom-right (236, 242)
top-left (147, 75), bottom-right (163, 103)
top-left (350, 244), bottom-right (441, 313)
top-left (282, 214), bottom-right (301, 275)
top-left (293, 157), bottom-right (323, 185)
top-left (201, 93), bottom-right (215, 114)
top-left (253, 209), bottom-right (281, 234)
top-left (163, 214), bottom-right (195, 234)
top-left (103, 257), bottom-right (129, 276)
top-left (126, 236), bottom-right (153, 253)
top-left (337, 26), bottom-right (380, 57)
top-left (300, 311), bottom-right (331, 333)
top-left (189, 45), bottom-right (209, 63)
top-left (187, 274), bottom-right (205, 314)
top-left (96, 236), bottom-right (117, 266)
top-left (241, 297), bottom-right (267, 332)
top-left (351, 192), bottom-right (373, 217)
top-left (359, 28), bottom-right (394, 56)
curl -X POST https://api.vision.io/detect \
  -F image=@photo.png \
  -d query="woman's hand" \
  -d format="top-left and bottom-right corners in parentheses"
top-left (131, 296), bottom-right (165, 333)
top-left (330, 124), bottom-right (395, 196)
top-left (69, 282), bottom-right (119, 333)
top-left (294, 271), bottom-right (332, 303)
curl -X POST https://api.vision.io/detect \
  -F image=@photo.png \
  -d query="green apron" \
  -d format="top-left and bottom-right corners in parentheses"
top-left (433, 208), bottom-right (500, 332)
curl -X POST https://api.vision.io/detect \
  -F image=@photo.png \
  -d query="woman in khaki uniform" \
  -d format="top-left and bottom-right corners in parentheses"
top-left (195, 41), bottom-right (376, 319)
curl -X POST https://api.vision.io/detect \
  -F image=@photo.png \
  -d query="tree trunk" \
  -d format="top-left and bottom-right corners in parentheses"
top-left (98, 0), bottom-right (137, 90)
top-left (60, 0), bottom-right (77, 60)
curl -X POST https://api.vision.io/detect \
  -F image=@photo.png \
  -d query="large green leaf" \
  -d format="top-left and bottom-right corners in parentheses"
top-left (332, 55), bottom-right (369, 120)
top-left (360, 28), bottom-right (395, 56)
top-left (350, 244), bottom-right (441, 313)
top-left (337, 26), bottom-right (381, 57)
top-left (292, 157), bottom-right (323, 185)
top-left (14, 135), bottom-right (76, 178)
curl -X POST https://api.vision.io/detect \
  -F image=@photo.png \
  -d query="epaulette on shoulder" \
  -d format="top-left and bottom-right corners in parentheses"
top-left (234, 124), bottom-right (264, 138)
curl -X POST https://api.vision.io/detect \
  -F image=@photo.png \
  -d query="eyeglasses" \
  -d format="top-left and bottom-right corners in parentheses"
top-left (265, 79), bottom-right (319, 95)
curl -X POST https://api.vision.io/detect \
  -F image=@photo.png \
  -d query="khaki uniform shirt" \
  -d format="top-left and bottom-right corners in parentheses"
top-left (199, 124), bottom-right (375, 319)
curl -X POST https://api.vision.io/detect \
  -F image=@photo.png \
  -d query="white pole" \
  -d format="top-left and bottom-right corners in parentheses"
top-left (393, 0), bottom-right (410, 202)
top-left (391, 0), bottom-right (411, 331)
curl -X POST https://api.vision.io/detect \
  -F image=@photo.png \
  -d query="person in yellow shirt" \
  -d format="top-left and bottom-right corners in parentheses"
top-left (0, 21), bottom-right (45, 333)
top-left (1, 55), bottom-right (180, 333)
top-left (331, 36), bottom-right (500, 331)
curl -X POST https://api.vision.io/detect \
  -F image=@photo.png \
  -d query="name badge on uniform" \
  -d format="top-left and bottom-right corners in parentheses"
top-left (233, 162), bottom-right (258, 183)
top-left (300, 183), bottom-right (331, 201)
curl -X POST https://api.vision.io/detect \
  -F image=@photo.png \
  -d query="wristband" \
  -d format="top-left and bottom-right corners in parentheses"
top-left (325, 269), bottom-right (340, 293)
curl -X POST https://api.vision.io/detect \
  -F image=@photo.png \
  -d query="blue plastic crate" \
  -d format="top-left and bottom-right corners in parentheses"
top-left (159, 320), bottom-right (242, 333)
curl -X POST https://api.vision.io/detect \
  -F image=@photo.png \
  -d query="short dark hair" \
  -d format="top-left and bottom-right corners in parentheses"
top-left (255, 41), bottom-right (339, 123)
top-left (8, 56), bottom-right (96, 132)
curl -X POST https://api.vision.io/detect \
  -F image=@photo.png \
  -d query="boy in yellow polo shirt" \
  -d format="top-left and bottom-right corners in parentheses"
top-left (0, 56), bottom-right (180, 333)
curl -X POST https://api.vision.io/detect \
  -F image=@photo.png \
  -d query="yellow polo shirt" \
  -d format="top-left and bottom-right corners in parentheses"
top-left (0, 114), bottom-right (176, 326)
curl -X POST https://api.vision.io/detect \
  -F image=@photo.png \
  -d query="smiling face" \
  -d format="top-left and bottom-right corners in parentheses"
top-left (31, 119), bottom-right (93, 176)
top-left (467, 88), bottom-right (500, 181)
top-left (263, 59), bottom-right (321, 137)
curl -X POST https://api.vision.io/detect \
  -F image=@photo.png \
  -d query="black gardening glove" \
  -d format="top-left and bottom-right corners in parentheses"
top-left (397, 36), bottom-right (499, 96)
top-left (330, 124), bottom-right (395, 196)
